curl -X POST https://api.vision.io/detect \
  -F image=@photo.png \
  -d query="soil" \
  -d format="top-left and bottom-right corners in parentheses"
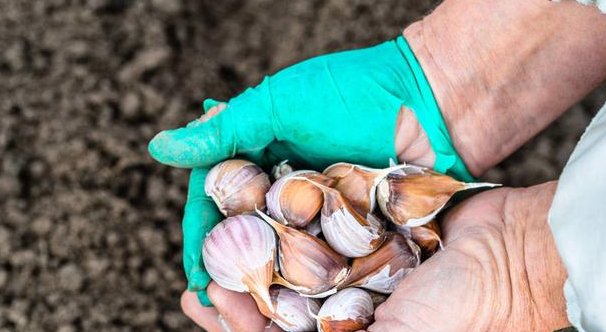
top-left (0, 0), bottom-right (604, 331)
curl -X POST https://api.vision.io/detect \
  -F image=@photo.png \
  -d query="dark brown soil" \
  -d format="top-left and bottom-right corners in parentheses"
top-left (0, 1), bottom-right (603, 331)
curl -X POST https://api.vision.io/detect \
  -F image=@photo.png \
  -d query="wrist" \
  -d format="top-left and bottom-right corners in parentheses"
top-left (402, 0), bottom-right (606, 176)
top-left (500, 182), bottom-right (568, 329)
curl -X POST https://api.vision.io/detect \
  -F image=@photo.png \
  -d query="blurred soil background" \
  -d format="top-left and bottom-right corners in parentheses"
top-left (0, 0), bottom-right (604, 331)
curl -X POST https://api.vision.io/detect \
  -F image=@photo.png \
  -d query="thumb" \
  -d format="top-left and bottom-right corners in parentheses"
top-left (148, 79), bottom-right (275, 168)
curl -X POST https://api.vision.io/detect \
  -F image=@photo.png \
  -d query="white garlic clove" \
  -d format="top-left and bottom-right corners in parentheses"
top-left (203, 215), bottom-right (276, 317)
top-left (257, 209), bottom-right (350, 297)
top-left (317, 288), bottom-right (374, 332)
top-left (342, 232), bottom-right (420, 294)
top-left (377, 167), bottom-right (499, 227)
top-left (205, 159), bottom-right (271, 217)
top-left (266, 170), bottom-right (335, 228)
top-left (269, 286), bottom-right (320, 332)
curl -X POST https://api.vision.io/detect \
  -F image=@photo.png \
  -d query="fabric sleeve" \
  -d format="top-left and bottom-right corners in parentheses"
top-left (548, 103), bottom-right (606, 332)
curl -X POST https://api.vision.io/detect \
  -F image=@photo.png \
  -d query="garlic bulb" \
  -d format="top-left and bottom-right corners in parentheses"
top-left (317, 288), bottom-right (374, 332)
top-left (266, 170), bottom-right (335, 228)
top-left (323, 162), bottom-right (408, 216)
top-left (257, 209), bottom-right (350, 297)
top-left (299, 178), bottom-right (385, 258)
top-left (205, 159), bottom-right (271, 216)
top-left (269, 286), bottom-right (320, 332)
top-left (203, 215), bottom-right (276, 317)
top-left (377, 165), bottom-right (499, 227)
top-left (343, 232), bottom-right (420, 294)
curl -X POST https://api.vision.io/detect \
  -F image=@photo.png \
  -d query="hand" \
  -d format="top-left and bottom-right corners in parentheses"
top-left (148, 35), bottom-right (466, 307)
top-left (367, 182), bottom-right (569, 332)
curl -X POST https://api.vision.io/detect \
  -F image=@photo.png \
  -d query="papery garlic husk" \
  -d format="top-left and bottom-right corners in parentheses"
top-left (203, 215), bottom-right (276, 317)
top-left (301, 178), bottom-right (386, 258)
top-left (317, 288), bottom-right (374, 332)
top-left (205, 159), bottom-right (271, 216)
top-left (266, 170), bottom-right (335, 228)
top-left (257, 209), bottom-right (350, 297)
top-left (342, 232), bottom-right (420, 294)
top-left (377, 166), bottom-right (499, 227)
top-left (269, 286), bottom-right (320, 332)
top-left (271, 160), bottom-right (294, 181)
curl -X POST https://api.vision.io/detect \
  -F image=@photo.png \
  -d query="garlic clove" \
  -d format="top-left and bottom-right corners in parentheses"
top-left (323, 163), bottom-right (377, 216)
top-left (342, 232), bottom-right (420, 294)
top-left (266, 170), bottom-right (334, 228)
top-left (304, 217), bottom-right (322, 237)
top-left (257, 209), bottom-right (350, 297)
top-left (269, 286), bottom-right (321, 332)
top-left (205, 159), bottom-right (271, 217)
top-left (317, 288), bottom-right (374, 332)
top-left (271, 160), bottom-right (294, 181)
top-left (300, 178), bottom-right (386, 258)
top-left (408, 220), bottom-right (443, 259)
top-left (203, 215), bottom-right (277, 317)
top-left (323, 162), bottom-right (415, 217)
top-left (377, 168), bottom-right (499, 227)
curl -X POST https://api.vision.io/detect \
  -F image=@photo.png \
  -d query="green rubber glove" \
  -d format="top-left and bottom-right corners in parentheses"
top-left (148, 36), bottom-right (472, 306)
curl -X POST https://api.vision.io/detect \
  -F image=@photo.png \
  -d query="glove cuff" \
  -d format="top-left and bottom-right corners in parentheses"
top-left (395, 36), bottom-right (475, 182)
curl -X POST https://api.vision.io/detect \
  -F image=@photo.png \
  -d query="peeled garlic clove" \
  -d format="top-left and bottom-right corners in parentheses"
top-left (317, 288), bottom-right (374, 332)
top-left (343, 232), bottom-right (420, 294)
top-left (203, 215), bottom-right (276, 317)
top-left (269, 286), bottom-right (320, 332)
top-left (205, 159), bottom-right (271, 216)
top-left (257, 209), bottom-right (350, 297)
top-left (266, 170), bottom-right (335, 228)
top-left (377, 168), bottom-right (499, 227)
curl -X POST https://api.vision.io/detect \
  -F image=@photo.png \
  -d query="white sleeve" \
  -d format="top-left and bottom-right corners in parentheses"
top-left (549, 103), bottom-right (606, 332)
top-left (553, 0), bottom-right (606, 13)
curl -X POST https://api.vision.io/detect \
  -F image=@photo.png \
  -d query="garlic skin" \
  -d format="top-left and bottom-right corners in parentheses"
top-left (203, 215), bottom-right (276, 317)
top-left (257, 209), bottom-right (350, 297)
top-left (343, 232), bottom-right (420, 294)
top-left (323, 162), bottom-right (378, 216)
top-left (266, 170), bottom-right (335, 228)
top-left (406, 220), bottom-right (443, 259)
top-left (271, 160), bottom-right (294, 181)
top-left (323, 162), bottom-right (409, 216)
top-left (269, 286), bottom-right (320, 332)
top-left (377, 166), bottom-right (499, 227)
top-left (303, 178), bottom-right (385, 258)
top-left (317, 288), bottom-right (374, 332)
top-left (205, 159), bottom-right (271, 216)
top-left (304, 217), bottom-right (322, 237)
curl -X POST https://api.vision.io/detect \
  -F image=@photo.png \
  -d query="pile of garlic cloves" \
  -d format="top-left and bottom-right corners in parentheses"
top-left (203, 159), bottom-right (498, 331)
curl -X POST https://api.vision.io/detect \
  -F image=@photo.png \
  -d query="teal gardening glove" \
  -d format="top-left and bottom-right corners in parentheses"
top-left (148, 36), bottom-right (472, 306)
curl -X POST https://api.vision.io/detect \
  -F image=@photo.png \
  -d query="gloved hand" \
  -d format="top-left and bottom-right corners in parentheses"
top-left (148, 36), bottom-right (471, 306)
